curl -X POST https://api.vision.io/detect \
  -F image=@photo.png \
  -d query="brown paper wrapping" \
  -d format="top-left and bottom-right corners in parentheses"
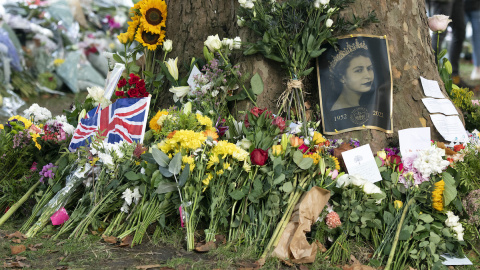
top-left (271, 187), bottom-right (331, 263)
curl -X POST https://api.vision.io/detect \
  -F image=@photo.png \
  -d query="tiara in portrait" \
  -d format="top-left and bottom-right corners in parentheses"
top-left (329, 39), bottom-right (368, 72)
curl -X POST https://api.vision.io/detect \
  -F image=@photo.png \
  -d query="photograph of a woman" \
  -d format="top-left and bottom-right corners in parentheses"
top-left (317, 35), bottom-right (393, 134)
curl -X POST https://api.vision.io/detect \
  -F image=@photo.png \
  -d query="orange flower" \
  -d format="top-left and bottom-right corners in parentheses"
top-left (167, 131), bottom-right (177, 139)
top-left (290, 136), bottom-right (304, 148)
top-left (203, 129), bottom-right (219, 140)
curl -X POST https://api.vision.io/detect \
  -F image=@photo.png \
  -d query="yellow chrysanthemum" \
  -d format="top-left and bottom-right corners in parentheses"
top-left (182, 155), bottom-right (195, 172)
top-left (0, 124), bottom-right (3, 129)
top-left (304, 153), bottom-right (321, 165)
top-left (313, 132), bottom-right (326, 144)
top-left (149, 110), bottom-right (169, 132)
top-left (30, 133), bottom-right (41, 150)
top-left (432, 180), bottom-right (445, 211)
top-left (202, 173), bottom-right (213, 192)
top-left (216, 169), bottom-right (224, 176)
top-left (243, 162), bottom-right (251, 172)
top-left (331, 156), bottom-right (341, 171)
top-left (161, 130), bottom-right (207, 154)
top-left (140, 0), bottom-right (167, 33)
top-left (8, 115), bottom-right (32, 129)
top-left (196, 114), bottom-right (213, 127)
top-left (207, 154), bottom-right (219, 169)
top-left (223, 162), bottom-right (231, 171)
top-left (135, 24), bottom-right (166, 51)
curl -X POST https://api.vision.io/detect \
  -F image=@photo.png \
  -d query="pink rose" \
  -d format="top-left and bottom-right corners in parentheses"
top-left (272, 116), bottom-right (286, 132)
top-left (428, 15), bottom-right (451, 32)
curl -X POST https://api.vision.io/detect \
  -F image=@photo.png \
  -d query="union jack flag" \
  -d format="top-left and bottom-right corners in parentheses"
top-left (68, 97), bottom-right (151, 151)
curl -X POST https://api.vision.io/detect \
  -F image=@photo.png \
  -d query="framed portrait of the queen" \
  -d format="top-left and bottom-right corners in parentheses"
top-left (316, 35), bottom-right (393, 135)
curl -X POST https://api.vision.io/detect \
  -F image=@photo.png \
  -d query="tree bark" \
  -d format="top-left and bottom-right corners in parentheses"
top-left (162, 0), bottom-right (456, 151)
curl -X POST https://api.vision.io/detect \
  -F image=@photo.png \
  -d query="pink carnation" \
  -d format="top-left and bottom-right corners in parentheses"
top-left (325, 211), bottom-right (342, 229)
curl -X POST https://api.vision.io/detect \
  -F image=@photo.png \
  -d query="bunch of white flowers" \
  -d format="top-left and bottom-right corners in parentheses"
top-left (120, 187), bottom-right (142, 213)
top-left (336, 174), bottom-right (385, 203)
top-left (238, 0), bottom-right (255, 9)
top-left (46, 115), bottom-right (75, 135)
top-left (86, 86), bottom-right (111, 109)
top-left (445, 211), bottom-right (464, 241)
top-left (413, 145), bottom-right (450, 178)
top-left (23, 103), bottom-right (52, 122)
top-left (221, 37), bottom-right (242, 50)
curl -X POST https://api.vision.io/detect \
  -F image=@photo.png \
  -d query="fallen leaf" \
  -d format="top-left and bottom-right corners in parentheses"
top-left (3, 261), bottom-right (29, 268)
top-left (58, 257), bottom-right (65, 261)
top-left (299, 265), bottom-right (309, 270)
top-left (135, 264), bottom-right (162, 269)
top-left (215, 234), bottom-right (226, 245)
top-left (6, 231), bottom-right (27, 240)
top-left (56, 241), bottom-right (65, 246)
top-left (11, 239), bottom-right (21, 244)
top-left (194, 241), bottom-right (216, 252)
top-left (11, 245), bottom-right (26, 255)
top-left (119, 235), bottom-right (133, 247)
top-left (315, 240), bottom-right (327, 252)
top-left (34, 243), bottom-right (43, 248)
top-left (102, 235), bottom-right (117, 244)
top-left (15, 256), bottom-right (26, 261)
top-left (91, 231), bottom-right (98, 235)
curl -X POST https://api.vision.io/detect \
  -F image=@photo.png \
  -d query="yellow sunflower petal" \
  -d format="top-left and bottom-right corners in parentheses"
top-left (135, 25), bottom-right (166, 51)
top-left (140, 0), bottom-right (167, 33)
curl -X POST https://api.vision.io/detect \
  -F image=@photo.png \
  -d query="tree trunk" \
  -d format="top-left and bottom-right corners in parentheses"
top-left (163, 0), bottom-right (455, 151)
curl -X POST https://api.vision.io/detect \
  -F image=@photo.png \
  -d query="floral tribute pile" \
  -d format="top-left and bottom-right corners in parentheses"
top-left (1, 0), bottom-right (480, 269)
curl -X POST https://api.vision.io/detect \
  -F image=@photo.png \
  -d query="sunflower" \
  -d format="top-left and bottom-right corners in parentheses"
top-left (140, 0), bottom-right (167, 33)
top-left (324, 155), bottom-right (341, 171)
top-left (135, 25), bottom-right (166, 51)
top-left (432, 180), bottom-right (445, 211)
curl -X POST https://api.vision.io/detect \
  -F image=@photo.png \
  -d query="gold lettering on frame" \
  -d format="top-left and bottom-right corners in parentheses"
top-left (334, 114), bottom-right (348, 121)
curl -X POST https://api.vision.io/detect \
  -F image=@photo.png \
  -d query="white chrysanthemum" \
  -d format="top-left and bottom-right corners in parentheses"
top-left (122, 188), bottom-right (133, 205)
top-left (120, 202), bottom-right (129, 213)
top-left (98, 152), bottom-right (114, 170)
top-left (132, 187), bottom-right (142, 204)
top-left (413, 145), bottom-right (450, 178)
top-left (23, 103), bottom-right (52, 122)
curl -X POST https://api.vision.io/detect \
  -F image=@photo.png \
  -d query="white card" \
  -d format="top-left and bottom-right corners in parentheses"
top-left (399, 127), bottom-right (431, 159)
top-left (430, 114), bottom-right (468, 142)
top-left (441, 254), bottom-right (473, 265)
top-left (342, 144), bottom-right (382, 183)
top-left (422, 98), bottom-right (458, 115)
top-left (187, 65), bottom-right (202, 89)
top-left (420, 76), bottom-right (445, 99)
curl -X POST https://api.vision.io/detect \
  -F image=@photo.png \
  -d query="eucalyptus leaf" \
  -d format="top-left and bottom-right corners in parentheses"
top-left (230, 190), bottom-right (245, 201)
top-left (273, 174), bottom-right (286, 185)
top-left (419, 214), bottom-right (434, 223)
top-left (158, 166), bottom-right (173, 177)
top-left (155, 182), bottom-right (178, 194)
top-left (152, 148), bottom-right (169, 167)
top-left (125, 171), bottom-right (140, 181)
top-left (169, 152), bottom-right (182, 175)
top-left (281, 182), bottom-right (294, 193)
top-left (250, 73), bottom-right (264, 95)
top-left (178, 164), bottom-right (190, 188)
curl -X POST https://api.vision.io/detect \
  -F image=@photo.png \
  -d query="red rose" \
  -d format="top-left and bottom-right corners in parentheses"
top-left (128, 73), bottom-right (140, 85)
top-left (117, 78), bottom-right (127, 88)
top-left (454, 144), bottom-right (464, 152)
top-left (137, 86), bottom-right (147, 95)
top-left (250, 148), bottom-right (268, 166)
top-left (389, 155), bottom-right (402, 165)
top-left (127, 88), bottom-right (139, 97)
top-left (397, 163), bottom-right (404, 173)
top-left (272, 116), bottom-right (286, 132)
top-left (115, 91), bottom-right (124, 97)
top-left (136, 79), bottom-right (145, 88)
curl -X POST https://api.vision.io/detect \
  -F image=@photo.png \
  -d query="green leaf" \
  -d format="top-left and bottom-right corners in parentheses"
top-left (414, 224), bottom-right (426, 233)
top-left (297, 157), bottom-right (313, 170)
top-left (112, 54), bottom-right (124, 64)
top-left (442, 173), bottom-right (457, 207)
top-left (169, 152), bottom-right (182, 175)
top-left (430, 232), bottom-right (441, 244)
top-left (230, 190), bottom-right (245, 201)
top-left (302, 67), bottom-right (315, 77)
top-left (125, 171), bottom-right (140, 181)
top-left (243, 45), bottom-right (258, 55)
top-left (226, 90), bottom-right (248, 101)
top-left (281, 182), bottom-right (294, 193)
top-left (155, 182), bottom-right (178, 194)
top-left (152, 148), bottom-right (169, 167)
top-left (203, 45), bottom-right (214, 62)
top-left (264, 54), bottom-right (284, 62)
top-left (273, 173), bottom-right (285, 185)
top-left (309, 48), bottom-right (326, 58)
top-left (141, 153), bottom-right (156, 164)
top-left (158, 166), bottom-right (173, 177)
top-left (250, 73), bottom-right (264, 95)
top-left (178, 164), bottom-right (190, 188)
top-left (383, 211), bottom-right (394, 226)
top-left (418, 214), bottom-right (434, 223)
top-left (306, 34), bottom-right (314, 52)
top-left (293, 150), bottom-right (304, 164)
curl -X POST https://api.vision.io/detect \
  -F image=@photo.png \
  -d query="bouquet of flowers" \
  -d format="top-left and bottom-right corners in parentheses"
top-left (115, 73), bottom-right (150, 98)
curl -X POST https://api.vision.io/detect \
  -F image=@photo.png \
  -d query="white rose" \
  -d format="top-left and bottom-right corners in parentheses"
top-left (314, 1), bottom-right (320, 9)
top-left (222, 38), bottom-right (234, 50)
top-left (163, 39), bottom-right (173, 52)
top-left (204, 34), bottom-right (222, 52)
top-left (233, 36), bottom-right (242, 49)
top-left (350, 175), bottom-right (366, 187)
top-left (363, 181), bottom-right (379, 194)
top-left (336, 174), bottom-right (352, 188)
top-left (244, 1), bottom-right (254, 9)
top-left (86, 86), bottom-right (105, 101)
top-left (326, 19), bottom-right (333, 28)
top-left (319, 0), bottom-right (329, 4)
top-left (238, 0), bottom-right (247, 4)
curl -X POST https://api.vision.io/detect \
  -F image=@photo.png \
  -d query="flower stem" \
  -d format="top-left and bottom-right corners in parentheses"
top-left (0, 181), bottom-right (41, 227)
top-left (384, 197), bottom-right (415, 270)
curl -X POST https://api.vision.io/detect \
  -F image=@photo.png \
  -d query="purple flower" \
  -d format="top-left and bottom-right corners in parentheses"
top-left (215, 117), bottom-right (229, 138)
top-left (39, 163), bottom-right (57, 183)
top-left (398, 154), bottom-right (428, 187)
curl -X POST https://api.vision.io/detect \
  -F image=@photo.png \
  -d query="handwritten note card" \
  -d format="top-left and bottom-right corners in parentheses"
top-left (399, 127), bottom-right (431, 159)
top-left (430, 114), bottom-right (468, 142)
top-left (422, 98), bottom-right (458, 115)
top-left (420, 76), bottom-right (445, 99)
top-left (342, 144), bottom-right (382, 183)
